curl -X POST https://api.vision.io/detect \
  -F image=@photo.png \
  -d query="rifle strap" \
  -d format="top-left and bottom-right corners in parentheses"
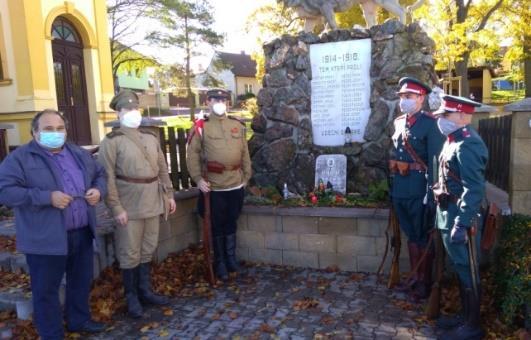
top-left (120, 128), bottom-right (159, 174)
top-left (402, 131), bottom-right (428, 172)
top-left (438, 157), bottom-right (462, 195)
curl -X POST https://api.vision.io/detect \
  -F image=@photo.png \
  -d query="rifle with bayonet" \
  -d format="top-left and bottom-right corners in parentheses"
top-left (387, 206), bottom-right (401, 288)
top-left (426, 225), bottom-right (444, 319)
top-left (200, 131), bottom-right (216, 286)
top-left (426, 155), bottom-right (443, 319)
top-left (376, 164), bottom-right (401, 288)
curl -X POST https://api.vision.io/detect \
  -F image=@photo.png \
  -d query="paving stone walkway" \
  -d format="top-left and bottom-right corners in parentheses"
top-left (87, 265), bottom-right (436, 340)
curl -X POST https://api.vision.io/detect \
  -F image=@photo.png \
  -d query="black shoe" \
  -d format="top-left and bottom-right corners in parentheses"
top-left (122, 267), bottom-right (143, 318)
top-left (440, 324), bottom-right (485, 340)
top-left (68, 320), bottom-right (105, 333)
top-left (225, 233), bottom-right (240, 273)
top-left (213, 236), bottom-right (229, 281)
top-left (138, 263), bottom-right (169, 305)
top-left (436, 313), bottom-right (464, 330)
top-left (440, 286), bottom-right (484, 340)
top-left (437, 281), bottom-right (467, 329)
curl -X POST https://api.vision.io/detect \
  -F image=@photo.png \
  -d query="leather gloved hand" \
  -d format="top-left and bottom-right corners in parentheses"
top-left (450, 224), bottom-right (469, 244)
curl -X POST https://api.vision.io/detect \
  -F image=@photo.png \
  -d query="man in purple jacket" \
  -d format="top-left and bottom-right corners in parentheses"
top-left (0, 110), bottom-right (107, 339)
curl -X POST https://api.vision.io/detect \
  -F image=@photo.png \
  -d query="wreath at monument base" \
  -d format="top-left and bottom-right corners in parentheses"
top-left (245, 180), bottom-right (388, 208)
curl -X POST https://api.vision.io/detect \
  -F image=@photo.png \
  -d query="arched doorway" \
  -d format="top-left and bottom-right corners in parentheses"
top-left (51, 17), bottom-right (91, 145)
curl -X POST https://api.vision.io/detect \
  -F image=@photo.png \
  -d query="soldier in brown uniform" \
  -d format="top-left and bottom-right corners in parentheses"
top-left (187, 89), bottom-right (252, 280)
top-left (98, 90), bottom-right (176, 318)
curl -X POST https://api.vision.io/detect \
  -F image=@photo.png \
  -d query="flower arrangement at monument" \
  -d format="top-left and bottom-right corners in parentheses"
top-left (245, 179), bottom-right (388, 208)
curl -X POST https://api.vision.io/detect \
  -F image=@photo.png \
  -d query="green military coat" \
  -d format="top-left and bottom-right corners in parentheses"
top-left (436, 126), bottom-right (488, 230)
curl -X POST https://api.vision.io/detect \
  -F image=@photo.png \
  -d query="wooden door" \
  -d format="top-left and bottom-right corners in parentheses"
top-left (51, 17), bottom-right (91, 145)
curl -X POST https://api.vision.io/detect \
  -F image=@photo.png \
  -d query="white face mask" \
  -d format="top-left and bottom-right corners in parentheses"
top-left (437, 117), bottom-right (460, 136)
top-left (212, 102), bottom-right (227, 116)
top-left (120, 109), bottom-right (142, 128)
top-left (399, 98), bottom-right (418, 115)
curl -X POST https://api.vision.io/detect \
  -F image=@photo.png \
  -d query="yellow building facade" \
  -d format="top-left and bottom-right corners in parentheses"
top-left (0, 0), bottom-right (115, 146)
top-left (235, 76), bottom-right (261, 99)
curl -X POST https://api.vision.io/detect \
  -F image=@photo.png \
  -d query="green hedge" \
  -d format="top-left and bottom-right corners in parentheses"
top-left (493, 214), bottom-right (531, 327)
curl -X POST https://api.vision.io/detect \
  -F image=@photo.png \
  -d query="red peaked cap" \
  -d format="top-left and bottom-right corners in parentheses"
top-left (434, 95), bottom-right (482, 115)
top-left (396, 77), bottom-right (431, 95)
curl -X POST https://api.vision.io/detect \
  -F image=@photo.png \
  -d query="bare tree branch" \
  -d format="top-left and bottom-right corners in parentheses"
top-left (475, 0), bottom-right (504, 32)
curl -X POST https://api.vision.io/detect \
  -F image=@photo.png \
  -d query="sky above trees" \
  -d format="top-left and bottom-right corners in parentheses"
top-left (112, 0), bottom-right (526, 89)
top-left (126, 0), bottom-right (275, 70)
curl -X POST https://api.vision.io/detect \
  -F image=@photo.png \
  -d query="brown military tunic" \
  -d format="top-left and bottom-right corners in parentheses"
top-left (98, 127), bottom-right (173, 219)
top-left (187, 114), bottom-right (251, 190)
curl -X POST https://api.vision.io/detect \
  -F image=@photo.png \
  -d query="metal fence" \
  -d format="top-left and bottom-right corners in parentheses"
top-left (478, 115), bottom-right (512, 192)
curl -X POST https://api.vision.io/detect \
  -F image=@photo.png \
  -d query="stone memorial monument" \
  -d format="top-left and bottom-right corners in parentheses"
top-left (310, 39), bottom-right (372, 145)
top-left (249, 20), bottom-right (438, 195)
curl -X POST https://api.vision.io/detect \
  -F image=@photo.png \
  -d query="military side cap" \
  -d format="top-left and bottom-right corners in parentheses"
top-left (397, 77), bottom-right (432, 95)
top-left (206, 88), bottom-right (229, 100)
top-left (434, 95), bottom-right (481, 115)
top-left (109, 90), bottom-right (139, 111)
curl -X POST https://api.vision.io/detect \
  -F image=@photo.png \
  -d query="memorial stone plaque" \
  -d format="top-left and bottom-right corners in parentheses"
top-left (314, 154), bottom-right (347, 194)
top-left (310, 39), bottom-right (372, 146)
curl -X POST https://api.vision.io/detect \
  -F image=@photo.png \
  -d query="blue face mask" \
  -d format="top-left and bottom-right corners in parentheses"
top-left (437, 117), bottom-right (460, 136)
top-left (38, 131), bottom-right (66, 149)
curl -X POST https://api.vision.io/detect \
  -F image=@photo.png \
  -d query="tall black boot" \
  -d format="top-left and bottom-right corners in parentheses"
top-left (138, 263), bottom-right (169, 305)
top-left (441, 286), bottom-right (484, 339)
top-left (225, 233), bottom-right (240, 273)
top-left (122, 268), bottom-right (143, 318)
top-left (437, 281), bottom-right (466, 329)
top-left (213, 236), bottom-right (228, 281)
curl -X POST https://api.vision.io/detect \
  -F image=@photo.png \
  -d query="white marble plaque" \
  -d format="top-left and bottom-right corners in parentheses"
top-left (314, 154), bottom-right (347, 194)
top-left (310, 39), bottom-right (372, 146)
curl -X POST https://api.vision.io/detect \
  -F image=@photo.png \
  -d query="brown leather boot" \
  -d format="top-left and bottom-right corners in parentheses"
top-left (396, 242), bottom-right (419, 292)
top-left (412, 247), bottom-right (434, 300)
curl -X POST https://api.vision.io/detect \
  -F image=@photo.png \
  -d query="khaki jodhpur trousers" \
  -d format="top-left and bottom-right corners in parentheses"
top-left (114, 216), bottom-right (160, 269)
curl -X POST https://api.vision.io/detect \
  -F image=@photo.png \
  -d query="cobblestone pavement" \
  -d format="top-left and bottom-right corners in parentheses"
top-left (87, 265), bottom-right (436, 340)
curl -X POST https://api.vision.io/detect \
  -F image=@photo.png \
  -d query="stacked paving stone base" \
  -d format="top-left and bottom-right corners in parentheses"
top-left (236, 206), bottom-right (409, 273)
top-left (250, 20), bottom-right (438, 194)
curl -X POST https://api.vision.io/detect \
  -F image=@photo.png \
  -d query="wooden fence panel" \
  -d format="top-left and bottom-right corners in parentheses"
top-left (177, 128), bottom-right (190, 189)
top-left (168, 128), bottom-right (179, 189)
top-left (0, 129), bottom-right (8, 163)
top-left (478, 115), bottom-right (512, 192)
top-left (159, 126), bottom-right (192, 191)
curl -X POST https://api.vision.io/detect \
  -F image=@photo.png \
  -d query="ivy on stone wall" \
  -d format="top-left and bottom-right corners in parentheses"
top-left (493, 214), bottom-right (531, 328)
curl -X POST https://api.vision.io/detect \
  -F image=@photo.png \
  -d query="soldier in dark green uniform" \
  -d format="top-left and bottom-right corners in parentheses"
top-left (433, 95), bottom-right (487, 339)
top-left (390, 77), bottom-right (445, 299)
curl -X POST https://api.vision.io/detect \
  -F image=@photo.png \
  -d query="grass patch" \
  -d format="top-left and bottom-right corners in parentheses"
top-left (491, 89), bottom-right (525, 104)
top-left (158, 111), bottom-right (254, 140)
top-left (158, 115), bottom-right (194, 130)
